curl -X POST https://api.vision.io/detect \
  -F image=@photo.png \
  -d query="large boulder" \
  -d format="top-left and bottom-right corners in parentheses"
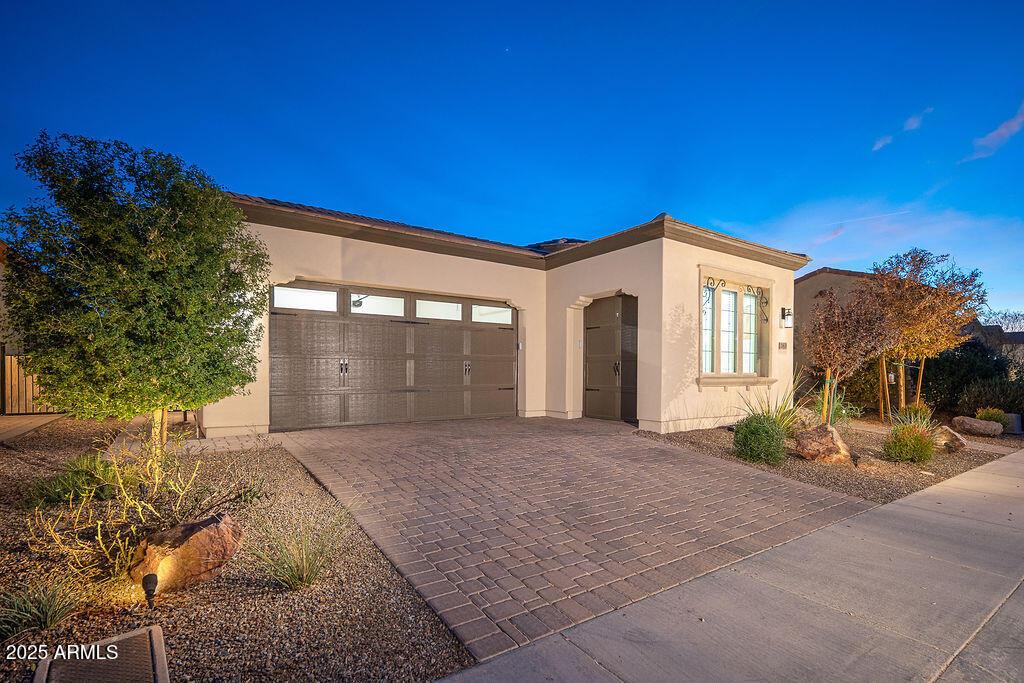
top-left (952, 416), bottom-right (1003, 438)
top-left (129, 513), bottom-right (242, 594)
top-left (935, 426), bottom-right (969, 451)
top-left (794, 425), bottom-right (851, 465)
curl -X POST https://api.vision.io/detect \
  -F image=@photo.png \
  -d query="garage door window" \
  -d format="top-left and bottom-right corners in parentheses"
top-left (471, 304), bottom-right (512, 324)
top-left (350, 293), bottom-right (404, 316)
top-left (416, 299), bottom-right (462, 321)
top-left (273, 286), bottom-right (338, 312)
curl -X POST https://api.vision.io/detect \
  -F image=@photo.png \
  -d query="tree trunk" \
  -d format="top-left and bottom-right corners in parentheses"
top-left (914, 357), bottom-right (925, 406)
top-left (821, 368), bottom-right (832, 425)
top-left (881, 356), bottom-right (892, 422)
top-left (897, 358), bottom-right (907, 412)
top-left (150, 407), bottom-right (168, 454)
top-left (880, 358), bottom-right (888, 421)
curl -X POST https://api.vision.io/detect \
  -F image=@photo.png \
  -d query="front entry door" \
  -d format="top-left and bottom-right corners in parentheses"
top-left (584, 294), bottom-right (637, 423)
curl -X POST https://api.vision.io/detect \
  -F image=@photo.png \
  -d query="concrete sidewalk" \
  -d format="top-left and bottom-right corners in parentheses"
top-left (446, 448), bottom-right (1024, 682)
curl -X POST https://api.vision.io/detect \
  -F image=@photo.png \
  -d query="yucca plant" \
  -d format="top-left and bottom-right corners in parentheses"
top-left (739, 375), bottom-right (805, 437)
top-left (0, 578), bottom-right (80, 640)
top-left (812, 386), bottom-right (863, 426)
top-left (253, 523), bottom-right (339, 590)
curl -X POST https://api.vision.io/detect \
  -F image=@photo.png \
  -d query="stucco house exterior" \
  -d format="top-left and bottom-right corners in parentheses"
top-left (197, 194), bottom-right (810, 438)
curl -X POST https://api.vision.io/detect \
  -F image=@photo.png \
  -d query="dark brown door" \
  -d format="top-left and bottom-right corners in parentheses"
top-left (584, 294), bottom-right (638, 423)
top-left (269, 285), bottom-right (517, 430)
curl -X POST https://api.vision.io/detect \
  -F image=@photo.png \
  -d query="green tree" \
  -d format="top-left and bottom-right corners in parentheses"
top-left (2, 132), bottom-right (270, 444)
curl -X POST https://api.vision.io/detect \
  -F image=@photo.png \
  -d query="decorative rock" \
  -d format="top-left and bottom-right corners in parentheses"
top-left (129, 513), bottom-right (242, 594)
top-left (935, 426), bottom-right (969, 451)
top-left (794, 425), bottom-right (851, 465)
top-left (951, 416), bottom-right (1003, 438)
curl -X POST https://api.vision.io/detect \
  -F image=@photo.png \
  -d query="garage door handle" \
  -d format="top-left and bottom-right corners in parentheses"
top-left (390, 319), bottom-right (429, 325)
top-left (498, 387), bottom-right (514, 391)
top-left (585, 388), bottom-right (599, 392)
top-left (391, 388), bottom-right (430, 393)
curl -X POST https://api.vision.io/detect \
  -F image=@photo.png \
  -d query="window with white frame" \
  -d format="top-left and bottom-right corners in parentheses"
top-left (701, 286), bottom-right (715, 372)
top-left (720, 290), bottom-right (737, 373)
top-left (742, 292), bottom-right (759, 373)
top-left (700, 277), bottom-right (768, 376)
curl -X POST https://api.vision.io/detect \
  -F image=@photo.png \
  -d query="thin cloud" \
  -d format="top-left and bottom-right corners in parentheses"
top-left (812, 226), bottom-right (845, 246)
top-left (872, 135), bottom-right (893, 152)
top-left (730, 198), bottom-right (1023, 309)
top-left (903, 106), bottom-right (934, 131)
top-left (961, 99), bottom-right (1024, 162)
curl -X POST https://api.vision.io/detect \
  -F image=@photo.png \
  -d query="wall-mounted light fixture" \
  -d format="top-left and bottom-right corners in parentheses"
top-left (780, 307), bottom-right (794, 328)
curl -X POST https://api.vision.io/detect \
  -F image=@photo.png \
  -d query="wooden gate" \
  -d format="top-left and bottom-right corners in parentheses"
top-left (1, 346), bottom-right (55, 415)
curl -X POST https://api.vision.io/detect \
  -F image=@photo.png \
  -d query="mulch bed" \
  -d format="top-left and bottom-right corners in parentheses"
top-left (636, 423), bottom-right (1009, 505)
top-left (0, 418), bottom-right (472, 682)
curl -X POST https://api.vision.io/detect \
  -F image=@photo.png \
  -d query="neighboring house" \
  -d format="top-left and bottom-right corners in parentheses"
top-left (793, 267), bottom-right (872, 374)
top-left (795, 266), bottom-right (1024, 374)
top-left (197, 195), bottom-right (810, 437)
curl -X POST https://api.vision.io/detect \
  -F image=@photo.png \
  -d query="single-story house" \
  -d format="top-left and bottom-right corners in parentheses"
top-left (197, 194), bottom-right (810, 437)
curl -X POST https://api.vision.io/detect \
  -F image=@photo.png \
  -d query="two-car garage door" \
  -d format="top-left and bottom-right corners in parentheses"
top-left (269, 283), bottom-right (517, 431)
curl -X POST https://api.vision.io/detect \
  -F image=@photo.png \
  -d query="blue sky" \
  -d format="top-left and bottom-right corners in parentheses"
top-left (1, 1), bottom-right (1021, 308)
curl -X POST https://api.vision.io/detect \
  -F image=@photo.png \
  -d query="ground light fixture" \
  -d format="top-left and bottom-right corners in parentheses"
top-left (142, 573), bottom-right (158, 609)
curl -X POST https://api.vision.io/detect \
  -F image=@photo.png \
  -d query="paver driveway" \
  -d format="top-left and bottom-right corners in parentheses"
top-left (277, 418), bottom-right (873, 660)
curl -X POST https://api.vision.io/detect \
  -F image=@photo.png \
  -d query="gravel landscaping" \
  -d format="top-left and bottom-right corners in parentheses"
top-left (636, 424), bottom-right (1009, 504)
top-left (0, 418), bottom-right (472, 682)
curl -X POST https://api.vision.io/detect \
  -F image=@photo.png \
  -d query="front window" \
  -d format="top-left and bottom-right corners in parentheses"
top-left (743, 292), bottom-right (759, 373)
top-left (701, 286), bottom-right (715, 372)
top-left (700, 277), bottom-right (768, 377)
top-left (720, 290), bottom-right (737, 373)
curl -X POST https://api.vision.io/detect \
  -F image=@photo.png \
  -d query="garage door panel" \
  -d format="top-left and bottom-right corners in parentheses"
top-left (269, 315), bottom-right (303, 356)
top-left (270, 285), bottom-right (516, 431)
top-left (271, 394), bottom-right (344, 430)
top-left (469, 389), bottom-right (516, 416)
top-left (306, 319), bottom-right (344, 356)
top-left (414, 326), bottom-right (465, 356)
top-left (414, 358), bottom-right (464, 387)
top-left (345, 321), bottom-right (407, 355)
top-left (271, 357), bottom-right (343, 392)
top-left (413, 391), bottom-right (465, 419)
top-left (469, 359), bottom-right (515, 386)
top-left (346, 358), bottom-right (407, 389)
top-left (470, 328), bottom-right (515, 356)
top-left (347, 392), bottom-right (410, 424)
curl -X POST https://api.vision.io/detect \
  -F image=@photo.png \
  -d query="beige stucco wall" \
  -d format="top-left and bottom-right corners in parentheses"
top-left (199, 222), bottom-right (547, 438)
top-left (200, 224), bottom-right (800, 437)
top-left (659, 239), bottom-right (796, 432)
top-left (544, 239), bottom-right (665, 426)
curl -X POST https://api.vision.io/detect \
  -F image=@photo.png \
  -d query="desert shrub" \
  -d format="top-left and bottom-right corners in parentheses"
top-left (899, 402), bottom-right (934, 425)
top-left (253, 523), bottom-right (339, 590)
top-left (0, 578), bottom-right (80, 640)
top-left (733, 414), bottom-right (786, 466)
top-left (915, 340), bottom-right (1012, 411)
top-left (27, 438), bottom-right (266, 587)
top-left (812, 386), bottom-right (863, 426)
top-left (976, 407), bottom-right (1010, 429)
top-left (740, 380), bottom-right (804, 437)
top-left (883, 424), bottom-right (936, 463)
top-left (24, 453), bottom-right (130, 509)
top-left (958, 378), bottom-right (1024, 416)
